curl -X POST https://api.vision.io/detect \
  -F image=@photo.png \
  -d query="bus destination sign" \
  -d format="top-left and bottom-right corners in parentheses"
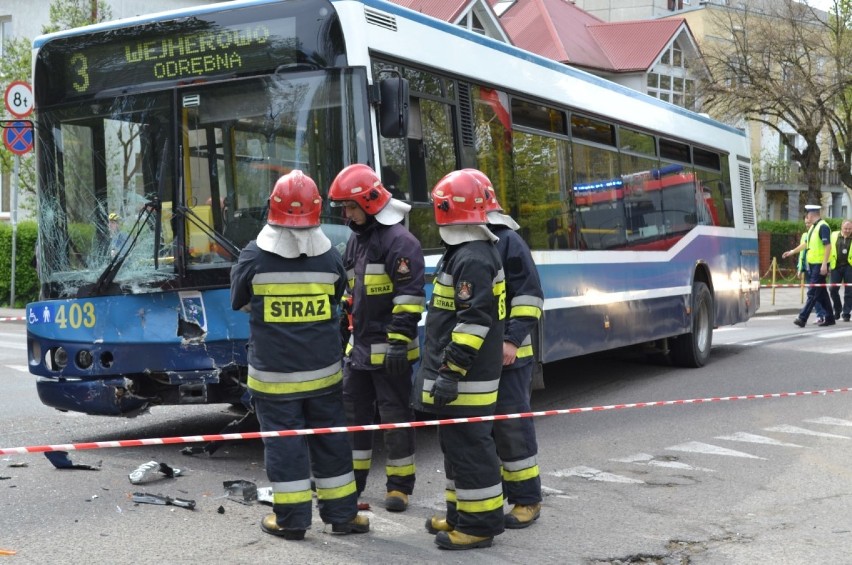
top-left (59, 17), bottom-right (297, 97)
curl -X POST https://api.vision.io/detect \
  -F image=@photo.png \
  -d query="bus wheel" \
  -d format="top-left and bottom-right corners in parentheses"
top-left (670, 282), bottom-right (714, 368)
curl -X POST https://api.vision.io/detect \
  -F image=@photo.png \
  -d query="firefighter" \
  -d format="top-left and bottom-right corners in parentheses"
top-left (230, 170), bottom-right (369, 540)
top-left (415, 170), bottom-right (506, 550)
top-left (328, 164), bottom-right (425, 512)
top-left (466, 168), bottom-right (544, 529)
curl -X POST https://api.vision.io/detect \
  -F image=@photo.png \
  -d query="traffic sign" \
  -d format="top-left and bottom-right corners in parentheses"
top-left (4, 81), bottom-right (33, 118)
top-left (3, 121), bottom-right (33, 155)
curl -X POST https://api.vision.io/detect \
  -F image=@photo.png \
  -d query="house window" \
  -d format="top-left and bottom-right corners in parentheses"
top-left (0, 17), bottom-right (11, 61)
top-left (780, 133), bottom-right (796, 163)
top-left (646, 40), bottom-right (695, 110)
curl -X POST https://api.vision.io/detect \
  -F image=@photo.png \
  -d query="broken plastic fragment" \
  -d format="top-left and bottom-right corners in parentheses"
top-left (44, 451), bottom-right (101, 470)
top-left (131, 492), bottom-right (196, 510)
top-left (224, 480), bottom-right (257, 503)
top-left (128, 461), bottom-right (183, 484)
top-left (8, 462), bottom-right (27, 468)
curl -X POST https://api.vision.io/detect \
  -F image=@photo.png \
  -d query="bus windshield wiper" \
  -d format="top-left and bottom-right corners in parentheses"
top-left (173, 205), bottom-right (241, 259)
top-left (81, 199), bottom-right (161, 297)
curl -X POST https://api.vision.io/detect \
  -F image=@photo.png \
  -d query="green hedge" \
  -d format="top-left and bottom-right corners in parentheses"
top-left (0, 221), bottom-right (39, 307)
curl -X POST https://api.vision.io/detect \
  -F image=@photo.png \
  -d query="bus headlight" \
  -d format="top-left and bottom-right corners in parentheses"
top-left (76, 349), bottom-right (93, 369)
top-left (51, 347), bottom-right (69, 370)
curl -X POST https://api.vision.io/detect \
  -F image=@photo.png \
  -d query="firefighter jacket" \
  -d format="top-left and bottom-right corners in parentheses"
top-left (491, 225), bottom-right (544, 369)
top-left (343, 219), bottom-right (425, 370)
top-left (230, 240), bottom-right (347, 400)
top-left (415, 239), bottom-right (506, 416)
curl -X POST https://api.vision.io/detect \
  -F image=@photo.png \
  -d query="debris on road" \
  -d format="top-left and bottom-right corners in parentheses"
top-left (131, 492), bottom-right (196, 510)
top-left (224, 479), bottom-right (257, 504)
top-left (181, 409), bottom-right (257, 457)
top-left (257, 486), bottom-right (273, 505)
top-left (44, 451), bottom-right (101, 470)
top-left (128, 461), bottom-right (183, 484)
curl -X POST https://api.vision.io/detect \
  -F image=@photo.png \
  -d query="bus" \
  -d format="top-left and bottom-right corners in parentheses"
top-left (26, 0), bottom-right (758, 416)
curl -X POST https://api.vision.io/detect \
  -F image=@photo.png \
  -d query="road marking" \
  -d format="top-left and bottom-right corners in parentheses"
top-left (666, 441), bottom-right (764, 459)
top-left (714, 432), bottom-right (802, 447)
top-left (549, 466), bottom-right (645, 484)
top-left (815, 330), bottom-right (852, 339)
top-left (5, 365), bottom-right (29, 374)
top-left (767, 341), bottom-right (852, 354)
top-left (611, 452), bottom-right (715, 472)
top-left (763, 425), bottom-right (850, 439)
top-left (803, 417), bottom-right (852, 427)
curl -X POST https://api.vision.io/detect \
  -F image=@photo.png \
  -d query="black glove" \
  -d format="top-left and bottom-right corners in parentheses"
top-left (430, 367), bottom-right (461, 408)
top-left (384, 341), bottom-right (409, 376)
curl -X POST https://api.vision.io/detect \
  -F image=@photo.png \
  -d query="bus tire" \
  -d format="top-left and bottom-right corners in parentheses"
top-left (670, 281), bottom-right (713, 368)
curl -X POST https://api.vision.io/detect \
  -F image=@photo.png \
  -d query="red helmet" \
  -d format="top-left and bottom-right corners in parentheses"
top-left (328, 164), bottom-right (392, 215)
top-left (267, 170), bottom-right (322, 228)
top-left (462, 168), bottom-right (502, 212)
top-left (431, 170), bottom-right (488, 226)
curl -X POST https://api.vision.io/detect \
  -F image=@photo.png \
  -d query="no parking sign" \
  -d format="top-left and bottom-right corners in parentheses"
top-left (2, 121), bottom-right (33, 155)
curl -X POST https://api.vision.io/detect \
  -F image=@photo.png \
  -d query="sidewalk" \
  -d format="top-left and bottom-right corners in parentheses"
top-left (0, 307), bottom-right (27, 322)
top-left (756, 286), bottom-right (808, 317)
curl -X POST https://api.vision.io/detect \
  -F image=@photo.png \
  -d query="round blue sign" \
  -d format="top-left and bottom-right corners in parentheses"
top-left (3, 121), bottom-right (33, 155)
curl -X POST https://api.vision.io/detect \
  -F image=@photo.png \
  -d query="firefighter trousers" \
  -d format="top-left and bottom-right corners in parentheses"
top-left (493, 363), bottom-right (542, 505)
top-left (440, 420), bottom-right (505, 538)
top-left (254, 393), bottom-right (358, 530)
top-left (343, 363), bottom-right (416, 495)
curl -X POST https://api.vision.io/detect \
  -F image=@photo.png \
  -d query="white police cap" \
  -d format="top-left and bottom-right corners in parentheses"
top-left (804, 204), bottom-right (821, 211)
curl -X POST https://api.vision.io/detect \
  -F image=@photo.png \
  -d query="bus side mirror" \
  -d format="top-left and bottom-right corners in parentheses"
top-left (378, 77), bottom-right (409, 138)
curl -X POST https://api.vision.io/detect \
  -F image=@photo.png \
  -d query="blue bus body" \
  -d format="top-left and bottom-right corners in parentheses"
top-left (27, 0), bottom-right (758, 416)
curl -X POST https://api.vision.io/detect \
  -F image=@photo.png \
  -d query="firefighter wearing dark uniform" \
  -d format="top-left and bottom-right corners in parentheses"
top-left (468, 169), bottom-right (545, 529)
top-left (328, 164), bottom-right (425, 512)
top-left (414, 170), bottom-right (506, 550)
top-left (230, 171), bottom-right (369, 540)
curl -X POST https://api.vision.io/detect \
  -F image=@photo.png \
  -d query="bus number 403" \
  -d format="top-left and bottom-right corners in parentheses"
top-left (54, 303), bottom-right (96, 329)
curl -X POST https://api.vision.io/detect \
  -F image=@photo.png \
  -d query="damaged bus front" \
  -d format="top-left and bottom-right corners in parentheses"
top-left (26, 0), bottom-right (367, 415)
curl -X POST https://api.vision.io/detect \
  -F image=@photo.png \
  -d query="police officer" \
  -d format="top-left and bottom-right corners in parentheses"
top-left (328, 164), bottom-right (425, 512)
top-left (416, 170), bottom-right (506, 550)
top-left (829, 220), bottom-right (852, 322)
top-left (230, 171), bottom-right (369, 540)
top-left (787, 204), bottom-right (835, 327)
top-left (466, 169), bottom-right (544, 529)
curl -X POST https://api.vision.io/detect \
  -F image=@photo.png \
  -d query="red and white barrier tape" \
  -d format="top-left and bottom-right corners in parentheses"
top-left (0, 316), bottom-right (26, 323)
top-left (2, 387), bottom-right (850, 456)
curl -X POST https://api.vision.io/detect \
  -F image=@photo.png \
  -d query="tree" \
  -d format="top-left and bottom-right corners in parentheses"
top-left (1, 0), bottom-right (114, 198)
top-left (697, 0), bottom-right (852, 206)
top-left (42, 0), bottom-right (113, 34)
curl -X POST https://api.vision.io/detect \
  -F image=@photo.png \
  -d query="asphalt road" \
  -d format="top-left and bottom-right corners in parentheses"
top-left (1, 314), bottom-right (851, 564)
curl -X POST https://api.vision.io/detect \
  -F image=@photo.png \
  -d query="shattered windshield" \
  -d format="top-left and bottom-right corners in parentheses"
top-left (36, 69), bottom-right (369, 298)
top-left (37, 93), bottom-right (174, 297)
